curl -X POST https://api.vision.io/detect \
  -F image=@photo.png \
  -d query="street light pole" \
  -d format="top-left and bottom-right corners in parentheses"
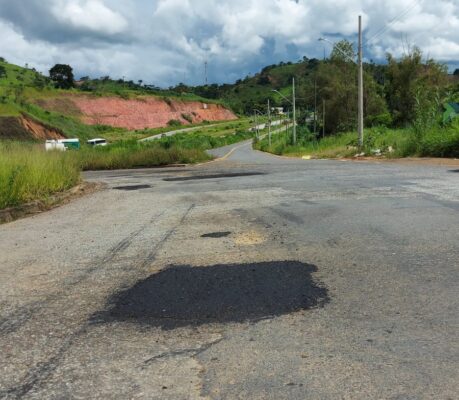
top-left (358, 15), bottom-right (364, 148)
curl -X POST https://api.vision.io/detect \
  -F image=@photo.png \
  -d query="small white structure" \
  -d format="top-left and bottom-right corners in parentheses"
top-left (45, 139), bottom-right (80, 151)
top-left (45, 140), bottom-right (66, 152)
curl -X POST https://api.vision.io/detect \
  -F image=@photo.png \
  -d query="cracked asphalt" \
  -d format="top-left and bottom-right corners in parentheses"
top-left (1, 140), bottom-right (458, 399)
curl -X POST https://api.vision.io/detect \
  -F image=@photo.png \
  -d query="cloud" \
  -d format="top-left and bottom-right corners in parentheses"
top-left (0, 0), bottom-right (458, 86)
top-left (51, 0), bottom-right (128, 35)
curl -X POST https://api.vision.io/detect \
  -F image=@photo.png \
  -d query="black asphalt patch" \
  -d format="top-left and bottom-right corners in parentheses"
top-left (163, 172), bottom-right (265, 182)
top-left (201, 232), bottom-right (232, 238)
top-left (449, 169), bottom-right (459, 173)
top-left (94, 261), bottom-right (329, 330)
top-left (113, 185), bottom-right (151, 191)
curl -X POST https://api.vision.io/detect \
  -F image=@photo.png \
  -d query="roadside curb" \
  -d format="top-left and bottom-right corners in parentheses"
top-left (0, 181), bottom-right (104, 225)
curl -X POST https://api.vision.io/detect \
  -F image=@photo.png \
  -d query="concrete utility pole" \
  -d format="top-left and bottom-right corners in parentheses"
top-left (314, 78), bottom-right (317, 135)
top-left (204, 61), bottom-right (208, 86)
top-left (319, 17), bottom-right (364, 147)
top-left (358, 15), bottom-right (364, 148)
top-left (292, 78), bottom-right (297, 145)
top-left (268, 99), bottom-right (272, 147)
top-left (322, 100), bottom-right (326, 138)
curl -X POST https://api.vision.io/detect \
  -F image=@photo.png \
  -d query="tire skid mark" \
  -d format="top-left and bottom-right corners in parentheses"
top-left (1, 204), bottom-right (195, 399)
top-left (142, 337), bottom-right (223, 367)
top-left (0, 212), bottom-right (164, 335)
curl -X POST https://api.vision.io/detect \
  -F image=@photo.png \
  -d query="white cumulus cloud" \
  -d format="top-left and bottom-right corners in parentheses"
top-left (51, 0), bottom-right (128, 35)
top-left (0, 0), bottom-right (458, 86)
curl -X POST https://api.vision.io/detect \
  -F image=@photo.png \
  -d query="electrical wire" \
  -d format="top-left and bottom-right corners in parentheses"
top-left (365, 0), bottom-right (421, 45)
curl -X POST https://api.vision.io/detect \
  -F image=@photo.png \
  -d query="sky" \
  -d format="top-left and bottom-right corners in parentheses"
top-left (0, 0), bottom-right (458, 87)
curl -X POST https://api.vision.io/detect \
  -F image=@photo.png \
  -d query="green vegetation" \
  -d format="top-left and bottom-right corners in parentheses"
top-left (159, 129), bottom-right (253, 151)
top-left (256, 119), bottom-right (459, 159)
top-left (0, 142), bottom-right (80, 209)
top-left (77, 140), bottom-right (210, 171)
top-left (0, 140), bottom-right (212, 209)
top-left (49, 64), bottom-right (75, 89)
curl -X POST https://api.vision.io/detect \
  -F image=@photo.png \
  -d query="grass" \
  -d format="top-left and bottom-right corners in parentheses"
top-left (0, 140), bottom-right (211, 209)
top-left (77, 140), bottom-right (210, 170)
top-left (0, 142), bottom-right (80, 209)
top-left (255, 122), bottom-right (459, 159)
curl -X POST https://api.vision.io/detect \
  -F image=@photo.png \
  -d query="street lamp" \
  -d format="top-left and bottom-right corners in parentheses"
top-left (253, 109), bottom-right (264, 139)
top-left (318, 15), bottom-right (364, 148)
top-left (272, 77), bottom-right (297, 144)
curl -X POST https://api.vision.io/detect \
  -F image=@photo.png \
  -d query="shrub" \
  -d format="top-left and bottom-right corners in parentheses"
top-left (181, 113), bottom-right (193, 123)
top-left (167, 119), bottom-right (182, 127)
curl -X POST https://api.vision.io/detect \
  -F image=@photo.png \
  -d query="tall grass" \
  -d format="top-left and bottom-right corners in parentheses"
top-left (0, 142), bottom-right (80, 209)
top-left (77, 140), bottom-right (210, 170)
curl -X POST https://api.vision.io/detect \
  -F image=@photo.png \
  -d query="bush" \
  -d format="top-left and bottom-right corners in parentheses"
top-left (181, 113), bottom-right (193, 123)
top-left (167, 119), bottom-right (182, 127)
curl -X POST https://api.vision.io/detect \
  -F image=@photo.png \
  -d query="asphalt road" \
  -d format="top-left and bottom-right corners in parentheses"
top-left (1, 141), bottom-right (458, 399)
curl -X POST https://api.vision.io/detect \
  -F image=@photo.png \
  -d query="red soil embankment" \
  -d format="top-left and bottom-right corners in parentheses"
top-left (62, 96), bottom-right (236, 130)
top-left (0, 115), bottom-right (65, 140)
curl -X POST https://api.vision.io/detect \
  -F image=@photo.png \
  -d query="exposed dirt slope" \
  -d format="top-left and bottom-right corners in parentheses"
top-left (39, 96), bottom-right (237, 130)
top-left (0, 115), bottom-right (65, 140)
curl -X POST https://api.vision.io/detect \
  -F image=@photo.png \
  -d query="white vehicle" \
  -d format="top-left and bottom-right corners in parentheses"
top-left (87, 138), bottom-right (108, 147)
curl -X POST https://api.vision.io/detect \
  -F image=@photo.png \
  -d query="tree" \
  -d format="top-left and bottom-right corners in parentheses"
top-left (49, 64), bottom-right (74, 89)
top-left (312, 42), bottom-right (388, 134)
top-left (331, 40), bottom-right (355, 63)
top-left (0, 65), bottom-right (6, 79)
top-left (385, 47), bottom-right (448, 126)
top-left (454, 69), bottom-right (459, 76)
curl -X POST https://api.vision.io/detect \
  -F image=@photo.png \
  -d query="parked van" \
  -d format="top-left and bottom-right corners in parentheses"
top-left (87, 138), bottom-right (108, 147)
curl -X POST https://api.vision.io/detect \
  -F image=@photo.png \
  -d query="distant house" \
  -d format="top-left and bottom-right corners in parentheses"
top-left (443, 102), bottom-right (459, 124)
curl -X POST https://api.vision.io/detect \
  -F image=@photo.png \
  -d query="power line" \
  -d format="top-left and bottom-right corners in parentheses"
top-left (365, 0), bottom-right (421, 45)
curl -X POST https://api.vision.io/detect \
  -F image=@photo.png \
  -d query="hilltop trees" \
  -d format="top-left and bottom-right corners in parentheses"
top-left (0, 65), bottom-right (6, 79)
top-left (49, 64), bottom-right (74, 89)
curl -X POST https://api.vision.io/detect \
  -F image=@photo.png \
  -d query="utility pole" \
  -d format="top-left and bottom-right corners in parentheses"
top-left (292, 77), bottom-right (297, 145)
top-left (314, 78), bottom-right (317, 135)
top-left (204, 61), bottom-right (208, 86)
top-left (358, 15), bottom-right (364, 148)
top-left (322, 100), bottom-right (326, 138)
top-left (268, 99), bottom-right (271, 147)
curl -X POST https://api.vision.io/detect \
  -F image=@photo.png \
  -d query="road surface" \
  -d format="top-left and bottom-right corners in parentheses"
top-left (1, 141), bottom-right (458, 399)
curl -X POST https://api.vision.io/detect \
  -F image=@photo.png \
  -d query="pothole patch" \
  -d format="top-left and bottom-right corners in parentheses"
top-left (163, 172), bottom-right (265, 182)
top-left (93, 261), bottom-right (329, 330)
top-left (113, 185), bottom-right (151, 191)
top-left (201, 232), bottom-right (232, 238)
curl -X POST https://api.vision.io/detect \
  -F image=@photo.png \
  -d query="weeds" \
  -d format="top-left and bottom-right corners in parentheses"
top-left (0, 142), bottom-right (80, 209)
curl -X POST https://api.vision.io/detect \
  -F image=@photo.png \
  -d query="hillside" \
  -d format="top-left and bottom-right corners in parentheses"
top-left (0, 60), bottom-right (236, 141)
